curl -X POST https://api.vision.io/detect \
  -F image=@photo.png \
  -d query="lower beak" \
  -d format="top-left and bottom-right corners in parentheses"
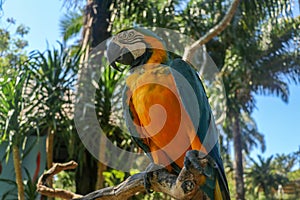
top-left (110, 61), bottom-right (122, 72)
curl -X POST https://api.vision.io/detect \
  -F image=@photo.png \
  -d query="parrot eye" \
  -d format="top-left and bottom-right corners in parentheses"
top-left (128, 31), bottom-right (134, 38)
top-left (119, 32), bottom-right (126, 40)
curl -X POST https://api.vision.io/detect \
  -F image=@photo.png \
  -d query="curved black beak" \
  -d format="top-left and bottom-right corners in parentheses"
top-left (106, 39), bottom-right (135, 72)
top-left (106, 40), bottom-right (122, 71)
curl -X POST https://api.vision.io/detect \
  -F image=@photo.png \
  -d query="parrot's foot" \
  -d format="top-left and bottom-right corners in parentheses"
top-left (184, 150), bottom-right (217, 178)
top-left (143, 163), bottom-right (164, 193)
top-left (184, 150), bottom-right (218, 199)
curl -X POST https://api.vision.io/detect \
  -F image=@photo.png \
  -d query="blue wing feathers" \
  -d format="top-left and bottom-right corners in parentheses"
top-left (170, 58), bottom-right (230, 198)
top-left (169, 58), bottom-right (211, 142)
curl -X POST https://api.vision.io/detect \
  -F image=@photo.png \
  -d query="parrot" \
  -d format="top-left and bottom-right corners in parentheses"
top-left (106, 27), bottom-right (230, 200)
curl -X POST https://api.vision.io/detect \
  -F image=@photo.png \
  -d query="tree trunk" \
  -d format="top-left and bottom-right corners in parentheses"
top-left (76, 0), bottom-right (112, 194)
top-left (233, 112), bottom-right (245, 200)
top-left (45, 127), bottom-right (54, 200)
top-left (46, 127), bottom-right (54, 185)
top-left (12, 145), bottom-right (24, 200)
top-left (96, 133), bottom-right (107, 189)
top-left (75, 150), bottom-right (98, 194)
top-left (80, 0), bottom-right (111, 63)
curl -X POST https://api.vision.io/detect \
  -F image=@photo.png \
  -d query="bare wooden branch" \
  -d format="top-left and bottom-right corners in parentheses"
top-left (36, 161), bottom-right (83, 199)
top-left (72, 171), bottom-right (145, 200)
top-left (183, 0), bottom-right (240, 61)
top-left (37, 160), bottom-right (211, 200)
top-left (74, 166), bottom-right (209, 200)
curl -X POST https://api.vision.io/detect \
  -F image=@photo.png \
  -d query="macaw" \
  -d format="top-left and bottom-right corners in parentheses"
top-left (106, 27), bottom-right (230, 200)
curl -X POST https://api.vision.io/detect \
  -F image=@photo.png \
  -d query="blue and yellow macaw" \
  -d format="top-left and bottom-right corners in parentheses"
top-left (106, 27), bottom-right (230, 200)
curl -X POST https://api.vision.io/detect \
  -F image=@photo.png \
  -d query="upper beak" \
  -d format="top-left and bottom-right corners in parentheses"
top-left (106, 40), bottom-right (122, 71)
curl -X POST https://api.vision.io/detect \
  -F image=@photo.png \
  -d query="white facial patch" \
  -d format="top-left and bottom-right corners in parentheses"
top-left (112, 30), bottom-right (146, 59)
top-left (127, 42), bottom-right (146, 59)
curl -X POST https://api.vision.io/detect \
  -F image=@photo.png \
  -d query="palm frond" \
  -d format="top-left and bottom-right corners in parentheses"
top-left (253, 76), bottom-right (290, 103)
top-left (59, 11), bottom-right (83, 42)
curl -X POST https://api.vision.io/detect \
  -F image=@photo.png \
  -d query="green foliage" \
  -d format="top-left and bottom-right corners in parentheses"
top-left (0, 21), bottom-right (29, 71)
top-left (0, 178), bottom-right (17, 200)
top-left (288, 169), bottom-right (300, 181)
top-left (53, 170), bottom-right (76, 192)
top-left (273, 152), bottom-right (298, 175)
top-left (23, 168), bottom-right (38, 200)
top-left (0, 21), bottom-right (31, 149)
top-left (0, 68), bottom-right (39, 161)
top-left (103, 169), bottom-right (125, 187)
top-left (217, 5), bottom-right (300, 176)
top-left (223, 111), bottom-right (266, 155)
top-left (0, 18), bottom-right (39, 199)
top-left (245, 155), bottom-right (289, 199)
top-left (223, 13), bottom-right (299, 108)
top-left (111, 0), bottom-right (180, 32)
top-left (95, 65), bottom-right (132, 148)
top-left (28, 43), bottom-right (81, 156)
top-left (0, 167), bottom-right (39, 200)
top-left (60, 10), bottom-right (83, 42)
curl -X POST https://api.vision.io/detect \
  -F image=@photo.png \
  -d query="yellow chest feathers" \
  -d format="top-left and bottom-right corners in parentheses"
top-left (126, 65), bottom-right (175, 92)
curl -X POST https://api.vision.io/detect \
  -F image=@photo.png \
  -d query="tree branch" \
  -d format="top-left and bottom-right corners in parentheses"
top-left (36, 161), bottom-right (83, 199)
top-left (183, 0), bottom-right (240, 61)
top-left (75, 166), bottom-right (209, 200)
top-left (37, 160), bottom-right (211, 200)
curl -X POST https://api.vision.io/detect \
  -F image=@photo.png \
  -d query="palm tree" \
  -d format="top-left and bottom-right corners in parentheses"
top-left (60, 10), bottom-right (83, 43)
top-left (75, 0), bottom-right (115, 193)
top-left (245, 155), bottom-right (288, 199)
top-left (273, 153), bottom-right (298, 175)
top-left (221, 13), bottom-right (300, 199)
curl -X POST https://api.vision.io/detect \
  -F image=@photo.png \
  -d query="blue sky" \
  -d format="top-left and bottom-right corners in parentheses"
top-left (1, 0), bottom-right (299, 162)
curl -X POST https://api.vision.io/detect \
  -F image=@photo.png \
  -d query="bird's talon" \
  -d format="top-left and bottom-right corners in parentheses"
top-left (181, 180), bottom-right (195, 193)
top-left (184, 150), bottom-right (217, 178)
top-left (143, 172), bottom-right (153, 193)
top-left (143, 163), bottom-right (163, 193)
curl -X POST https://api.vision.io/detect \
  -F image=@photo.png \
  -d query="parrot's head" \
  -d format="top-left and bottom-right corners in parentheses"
top-left (106, 28), bottom-right (168, 71)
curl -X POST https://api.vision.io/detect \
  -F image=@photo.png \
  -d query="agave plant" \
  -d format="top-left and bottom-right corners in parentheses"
top-left (28, 43), bottom-right (81, 187)
top-left (0, 69), bottom-right (39, 200)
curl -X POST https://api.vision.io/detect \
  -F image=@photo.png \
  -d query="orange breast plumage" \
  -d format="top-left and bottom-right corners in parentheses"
top-left (125, 65), bottom-right (205, 170)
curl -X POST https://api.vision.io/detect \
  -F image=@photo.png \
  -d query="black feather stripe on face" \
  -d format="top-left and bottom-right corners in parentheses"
top-left (116, 30), bottom-right (144, 44)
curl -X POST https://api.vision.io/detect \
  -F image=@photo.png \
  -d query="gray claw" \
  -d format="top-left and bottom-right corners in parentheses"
top-left (143, 163), bottom-right (163, 193)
